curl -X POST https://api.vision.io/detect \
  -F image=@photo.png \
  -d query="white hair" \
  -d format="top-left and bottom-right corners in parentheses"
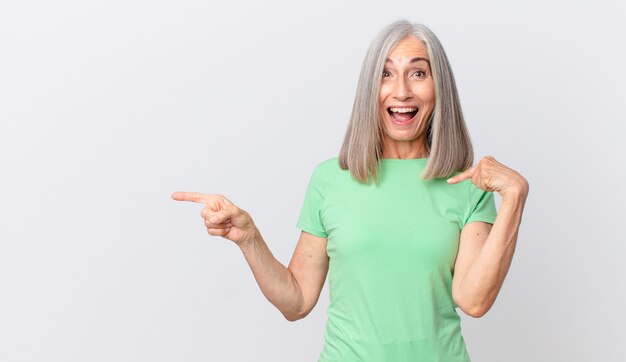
top-left (338, 20), bottom-right (474, 184)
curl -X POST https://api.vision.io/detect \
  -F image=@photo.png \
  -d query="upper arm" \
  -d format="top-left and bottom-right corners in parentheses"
top-left (287, 230), bottom-right (329, 318)
top-left (452, 221), bottom-right (492, 313)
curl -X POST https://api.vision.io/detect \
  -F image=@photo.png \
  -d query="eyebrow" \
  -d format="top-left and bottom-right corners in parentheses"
top-left (385, 57), bottom-right (431, 65)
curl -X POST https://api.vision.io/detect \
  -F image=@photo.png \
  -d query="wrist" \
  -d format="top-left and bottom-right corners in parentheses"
top-left (239, 227), bottom-right (260, 254)
top-left (501, 180), bottom-right (529, 204)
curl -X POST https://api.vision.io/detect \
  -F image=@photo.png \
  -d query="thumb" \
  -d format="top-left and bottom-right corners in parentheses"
top-left (219, 195), bottom-right (234, 207)
top-left (210, 204), bottom-right (238, 224)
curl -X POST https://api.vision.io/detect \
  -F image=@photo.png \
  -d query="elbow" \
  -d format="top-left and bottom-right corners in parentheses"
top-left (465, 301), bottom-right (493, 318)
top-left (282, 310), bottom-right (309, 322)
top-left (455, 297), bottom-right (490, 318)
top-left (466, 306), bottom-right (487, 318)
top-left (281, 301), bottom-right (312, 322)
top-left (284, 314), bottom-right (303, 322)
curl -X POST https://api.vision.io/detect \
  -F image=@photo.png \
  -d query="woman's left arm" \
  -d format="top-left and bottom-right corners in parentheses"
top-left (446, 155), bottom-right (529, 318)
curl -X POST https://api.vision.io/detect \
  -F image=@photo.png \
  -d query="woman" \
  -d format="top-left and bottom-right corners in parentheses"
top-left (172, 20), bottom-right (529, 362)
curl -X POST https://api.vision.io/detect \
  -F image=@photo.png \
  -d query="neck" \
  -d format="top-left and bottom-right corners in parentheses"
top-left (381, 136), bottom-right (429, 159)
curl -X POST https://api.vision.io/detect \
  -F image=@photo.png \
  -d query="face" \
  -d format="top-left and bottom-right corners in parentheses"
top-left (379, 35), bottom-right (435, 155)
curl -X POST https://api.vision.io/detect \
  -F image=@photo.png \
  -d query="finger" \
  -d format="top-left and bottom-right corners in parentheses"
top-left (201, 207), bottom-right (217, 220)
top-left (219, 195), bottom-right (234, 207)
top-left (207, 227), bottom-right (231, 237)
top-left (204, 219), bottom-right (231, 228)
top-left (202, 206), bottom-right (235, 225)
top-left (210, 205), bottom-right (239, 224)
top-left (447, 165), bottom-right (476, 184)
top-left (171, 191), bottom-right (209, 203)
top-left (471, 171), bottom-right (481, 188)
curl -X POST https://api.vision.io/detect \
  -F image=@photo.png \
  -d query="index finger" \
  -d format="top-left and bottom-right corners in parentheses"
top-left (171, 191), bottom-right (209, 203)
top-left (447, 164), bottom-right (476, 184)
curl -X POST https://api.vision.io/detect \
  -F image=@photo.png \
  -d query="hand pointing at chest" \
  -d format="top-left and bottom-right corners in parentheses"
top-left (446, 155), bottom-right (529, 202)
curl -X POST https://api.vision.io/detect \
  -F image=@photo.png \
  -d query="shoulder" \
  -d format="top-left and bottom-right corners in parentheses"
top-left (316, 156), bottom-right (340, 171)
top-left (309, 156), bottom-right (341, 176)
top-left (306, 157), bottom-right (342, 188)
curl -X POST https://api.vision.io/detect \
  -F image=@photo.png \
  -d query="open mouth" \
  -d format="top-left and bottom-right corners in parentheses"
top-left (387, 107), bottom-right (418, 124)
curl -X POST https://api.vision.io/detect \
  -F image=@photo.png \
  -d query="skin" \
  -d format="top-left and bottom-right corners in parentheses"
top-left (172, 35), bottom-right (529, 320)
top-left (170, 191), bottom-right (327, 321)
top-left (379, 35), bottom-right (434, 159)
top-left (447, 156), bottom-right (528, 317)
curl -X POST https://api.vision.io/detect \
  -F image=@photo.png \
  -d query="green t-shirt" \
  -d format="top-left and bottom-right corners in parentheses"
top-left (296, 157), bottom-right (497, 362)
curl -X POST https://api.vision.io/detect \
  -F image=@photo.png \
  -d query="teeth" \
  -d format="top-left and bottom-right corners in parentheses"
top-left (389, 107), bottom-right (417, 113)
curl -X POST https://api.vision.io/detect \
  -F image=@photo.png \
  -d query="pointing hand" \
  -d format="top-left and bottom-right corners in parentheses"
top-left (171, 192), bottom-right (257, 248)
top-left (446, 155), bottom-right (529, 202)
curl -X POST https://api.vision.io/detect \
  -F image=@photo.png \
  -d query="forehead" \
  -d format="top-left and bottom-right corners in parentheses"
top-left (388, 36), bottom-right (429, 61)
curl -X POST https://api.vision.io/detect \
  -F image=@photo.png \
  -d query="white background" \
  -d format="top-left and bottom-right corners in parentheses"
top-left (1, 0), bottom-right (625, 361)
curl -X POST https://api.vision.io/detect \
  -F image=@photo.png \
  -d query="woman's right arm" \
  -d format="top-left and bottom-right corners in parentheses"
top-left (171, 191), bottom-right (329, 321)
top-left (240, 229), bottom-right (329, 321)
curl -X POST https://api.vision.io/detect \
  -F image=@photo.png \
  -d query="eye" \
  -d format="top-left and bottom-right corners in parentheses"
top-left (413, 70), bottom-right (426, 78)
top-left (382, 70), bottom-right (391, 78)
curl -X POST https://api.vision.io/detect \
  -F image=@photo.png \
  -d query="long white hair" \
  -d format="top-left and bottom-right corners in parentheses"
top-left (338, 20), bottom-right (474, 184)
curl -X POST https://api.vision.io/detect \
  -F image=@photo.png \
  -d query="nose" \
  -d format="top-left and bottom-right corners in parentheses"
top-left (393, 77), bottom-right (413, 101)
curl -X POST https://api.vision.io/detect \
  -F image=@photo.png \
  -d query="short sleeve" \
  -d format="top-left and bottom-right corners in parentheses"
top-left (296, 165), bottom-right (328, 238)
top-left (463, 182), bottom-right (498, 227)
